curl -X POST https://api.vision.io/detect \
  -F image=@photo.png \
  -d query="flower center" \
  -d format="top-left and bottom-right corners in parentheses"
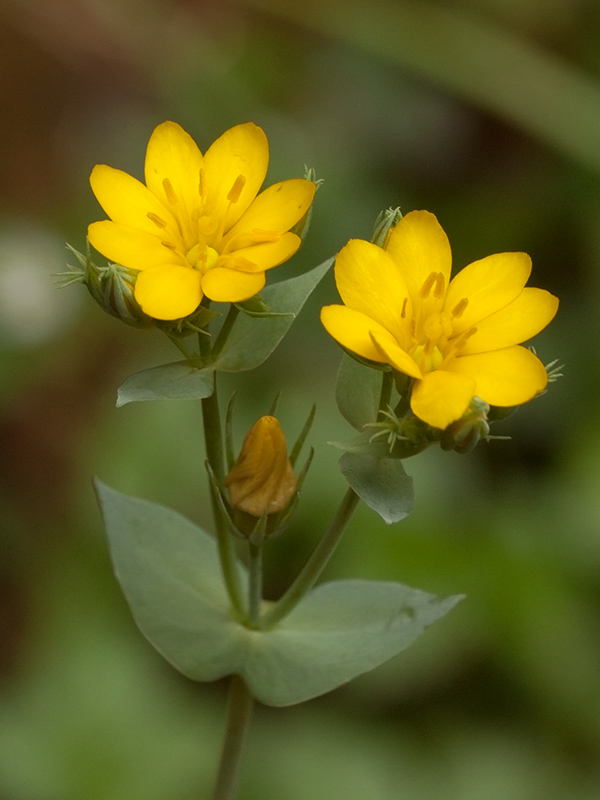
top-left (412, 343), bottom-right (444, 373)
top-left (186, 243), bottom-right (220, 274)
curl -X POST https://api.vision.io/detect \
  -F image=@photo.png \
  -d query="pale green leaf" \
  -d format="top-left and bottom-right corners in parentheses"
top-left (116, 362), bottom-right (214, 407)
top-left (95, 481), bottom-right (246, 681)
top-left (339, 451), bottom-right (414, 524)
top-left (246, 580), bottom-right (461, 706)
top-left (336, 354), bottom-right (383, 431)
top-left (96, 482), bottom-right (456, 708)
top-left (213, 258), bottom-right (333, 372)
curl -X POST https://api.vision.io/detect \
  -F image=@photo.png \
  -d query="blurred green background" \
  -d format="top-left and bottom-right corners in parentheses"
top-left (0, 0), bottom-right (598, 797)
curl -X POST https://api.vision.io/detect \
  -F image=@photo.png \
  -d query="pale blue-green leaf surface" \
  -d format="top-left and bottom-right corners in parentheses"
top-left (213, 258), bottom-right (333, 372)
top-left (339, 451), bottom-right (414, 524)
top-left (336, 354), bottom-right (383, 431)
top-left (96, 482), bottom-right (456, 707)
top-left (116, 362), bottom-right (214, 407)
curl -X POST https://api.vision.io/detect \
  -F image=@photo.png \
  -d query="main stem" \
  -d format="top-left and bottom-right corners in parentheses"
top-left (198, 324), bottom-right (245, 618)
top-left (210, 675), bottom-right (254, 800)
top-left (259, 487), bottom-right (360, 628)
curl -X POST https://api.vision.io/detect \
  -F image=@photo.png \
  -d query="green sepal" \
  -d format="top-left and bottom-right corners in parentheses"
top-left (339, 451), bottom-right (414, 524)
top-left (116, 361), bottom-right (214, 407)
top-left (336, 354), bottom-right (383, 431)
top-left (234, 296), bottom-right (289, 318)
top-left (212, 258), bottom-right (333, 373)
top-left (96, 482), bottom-right (459, 706)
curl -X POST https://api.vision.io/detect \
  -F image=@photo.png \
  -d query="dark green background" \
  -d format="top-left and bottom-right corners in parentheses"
top-left (0, 1), bottom-right (597, 797)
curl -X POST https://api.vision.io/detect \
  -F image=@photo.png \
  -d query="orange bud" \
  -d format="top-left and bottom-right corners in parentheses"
top-left (225, 416), bottom-right (297, 517)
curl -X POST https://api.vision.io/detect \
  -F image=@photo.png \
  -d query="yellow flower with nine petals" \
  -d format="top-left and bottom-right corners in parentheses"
top-left (321, 210), bottom-right (559, 430)
top-left (87, 122), bottom-right (316, 320)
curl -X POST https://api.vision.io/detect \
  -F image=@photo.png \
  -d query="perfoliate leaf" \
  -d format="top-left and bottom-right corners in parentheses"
top-left (213, 258), bottom-right (333, 372)
top-left (336, 354), bottom-right (384, 431)
top-left (95, 480), bottom-right (246, 680)
top-left (116, 362), bottom-right (214, 407)
top-left (339, 451), bottom-right (414, 524)
top-left (96, 482), bottom-right (456, 708)
top-left (247, 579), bottom-right (461, 706)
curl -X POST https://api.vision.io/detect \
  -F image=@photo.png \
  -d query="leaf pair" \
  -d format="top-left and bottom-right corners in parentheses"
top-left (97, 482), bottom-right (461, 707)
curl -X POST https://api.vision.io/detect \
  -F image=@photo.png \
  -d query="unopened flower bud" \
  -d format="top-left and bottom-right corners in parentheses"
top-left (62, 245), bottom-right (152, 328)
top-left (372, 207), bottom-right (403, 248)
top-left (440, 397), bottom-right (490, 454)
top-left (225, 416), bottom-right (297, 517)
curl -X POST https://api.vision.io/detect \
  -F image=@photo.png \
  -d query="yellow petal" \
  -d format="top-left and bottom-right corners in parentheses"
top-left (225, 232), bottom-right (301, 272)
top-left (321, 304), bottom-right (411, 370)
top-left (90, 165), bottom-right (179, 240)
top-left (144, 121), bottom-right (204, 251)
top-left (369, 330), bottom-right (423, 379)
top-left (88, 220), bottom-right (180, 271)
top-left (447, 346), bottom-right (548, 406)
top-left (385, 210), bottom-right (452, 307)
top-left (222, 179), bottom-right (315, 249)
top-left (334, 239), bottom-right (412, 345)
top-left (134, 264), bottom-right (203, 320)
top-left (203, 123), bottom-right (269, 234)
top-left (444, 252), bottom-right (532, 335)
top-left (410, 370), bottom-right (476, 429)
top-left (200, 267), bottom-right (265, 303)
top-left (461, 288), bottom-right (559, 355)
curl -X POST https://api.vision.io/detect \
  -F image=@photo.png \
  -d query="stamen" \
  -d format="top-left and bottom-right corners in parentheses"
top-left (161, 241), bottom-right (178, 251)
top-left (162, 178), bottom-right (178, 205)
top-left (251, 229), bottom-right (281, 243)
top-left (233, 256), bottom-right (259, 273)
top-left (198, 168), bottom-right (206, 200)
top-left (451, 298), bottom-right (469, 319)
top-left (227, 174), bottom-right (246, 204)
top-left (455, 326), bottom-right (477, 349)
top-left (419, 271), bottom-right (438, 299)
top-left (434, 272), bottom-right (445, 299)
top-left (401, 298), bottom-right (408, 319)
top-left (442, 326), bottom-right (478, 367)
top-left (147, 212), bottom-right (168, 229)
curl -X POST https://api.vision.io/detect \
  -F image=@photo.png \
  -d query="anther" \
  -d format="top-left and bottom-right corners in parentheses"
top-left (161, 241), bottom-right (177, 251)
top-left (453, 326), bottom-right (478, 352)
top-left (451, 298), bottom-right (469, 319)
top-left (434, 273), bottom-right (445, 299)
top-left (401, 297), bottom-right (408, 319)
top-left (227, 174), bottom-right (246, 204)
top-left (162, 178), bottom-right (178, 205)
top-left (251, 229), bottom-right (281, 243)
top-left (198, 168), bottom-right (206, 200)
top-left (419, 271), bottom-right (438, 299)
top-left (147, 212), bottom-right (168, 229)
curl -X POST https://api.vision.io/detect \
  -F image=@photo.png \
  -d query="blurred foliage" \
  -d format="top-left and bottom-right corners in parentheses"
top-left (1, 0), bottom-right (600, 798)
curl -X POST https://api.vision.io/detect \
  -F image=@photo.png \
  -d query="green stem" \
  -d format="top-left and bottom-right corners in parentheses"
top-left (248, 541), bottom-right (263, 625)
top-left (212, 304), bottom-right (240, 359)
top-left (210, 675), bottom-right (254, 800)
top-left (259, 487), bottom-right (360, 629)
top-left (378, 370), bottom-right (393, 419)
top-left (201, 375), bottom-right (245, 618)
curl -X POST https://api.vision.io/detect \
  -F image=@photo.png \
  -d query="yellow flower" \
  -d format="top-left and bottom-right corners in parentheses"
top-left (225, 416), bottom-right (297, 517)
top-left (321, 210), bottom-right (559, 430)
top-left (87, 122), bottom-right (315, 320)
